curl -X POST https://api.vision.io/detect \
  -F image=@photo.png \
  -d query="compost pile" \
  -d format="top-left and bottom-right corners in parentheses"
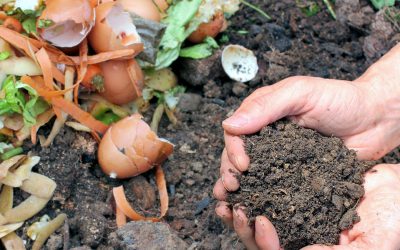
top-left (228, 120), bottom-right (372, 249)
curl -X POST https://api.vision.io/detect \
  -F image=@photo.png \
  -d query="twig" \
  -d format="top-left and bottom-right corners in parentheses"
top-left (322, 0), bottom-right (336, 20)
top-left (239, 0), bottom-right (271, 20)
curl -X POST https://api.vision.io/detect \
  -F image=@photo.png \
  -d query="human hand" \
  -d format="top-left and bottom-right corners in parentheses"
top-left (216, 164), bottom-right (400, 250)
top-left (214, 43), bottom-right (400, 201)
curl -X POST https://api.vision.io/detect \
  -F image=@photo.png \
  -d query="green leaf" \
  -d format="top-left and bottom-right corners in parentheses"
top-left (96, 111), bottom-right (121, 125)
top-left (37, 19), bottom-right (55, 28)
top-left (179, 37), bottom-right (219, 59)
top-left (155, 0), bottom-right (202, 69)
top-left (0, 76), bottom-right (49, 126)
top-left (22, 17), bottom-right (37, 34)
top-left (0, 51), bottom-right (10, 61)
top-left (370, 0), bottom-right (396, 9)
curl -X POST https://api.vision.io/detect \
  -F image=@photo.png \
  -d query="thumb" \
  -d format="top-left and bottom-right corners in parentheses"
top-left (222, 77), bottom-right (314, 135)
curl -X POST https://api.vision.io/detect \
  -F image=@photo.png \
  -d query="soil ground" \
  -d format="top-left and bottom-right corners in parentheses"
top-left (8, 0), bottom-right (400, 249)
top-left (228, 121), bottom-right (371, 249)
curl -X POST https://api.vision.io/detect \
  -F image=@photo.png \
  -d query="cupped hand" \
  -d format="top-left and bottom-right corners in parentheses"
top-left (214, 74), bottom-right (393, 201)
top-left (216, 164), bottom-right (400, 250)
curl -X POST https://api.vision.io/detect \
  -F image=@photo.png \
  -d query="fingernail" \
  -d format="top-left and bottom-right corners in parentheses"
top-left (223, 114), bottom-right (249, 128)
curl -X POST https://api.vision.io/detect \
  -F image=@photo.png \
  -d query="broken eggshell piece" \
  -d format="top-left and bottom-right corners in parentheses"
top-left (38, 0), bottom-right (95, 48)
top-left (98, 114), bottom-right (173, 179)
top-left (221, 45), bottom-right (259, 82)
top-left (89, 2), bottom-right (143, 54)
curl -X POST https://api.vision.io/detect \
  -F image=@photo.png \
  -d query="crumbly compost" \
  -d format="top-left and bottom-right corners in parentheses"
top-left (228, 120), bottom-right (372, 249)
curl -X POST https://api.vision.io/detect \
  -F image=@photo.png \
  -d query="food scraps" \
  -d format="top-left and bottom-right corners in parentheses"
top-left (0, 154), bottom-right (66, 250)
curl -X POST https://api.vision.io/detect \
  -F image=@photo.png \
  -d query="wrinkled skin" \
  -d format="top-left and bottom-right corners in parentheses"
top-left (214, 44), bottom-right (400, 249)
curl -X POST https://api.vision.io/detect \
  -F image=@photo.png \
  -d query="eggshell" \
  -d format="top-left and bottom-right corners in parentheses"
top-left (99, 59), bottom-right (144, 105)
top-left (188, 12), bottom-right (225, 44)
top-left (38, 0), bottom-right (95, 48)
top-left (221, 44), bottom-right (259, 82)
top-left (117, 0), bottom-right (161, 22)
top-left (88, 2), bottom-right (143, 54)
top-left (98, 114), bottom-right (174, 179)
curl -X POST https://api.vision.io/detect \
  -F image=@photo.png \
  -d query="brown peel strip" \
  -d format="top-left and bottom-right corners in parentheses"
top-left (0, 27), bottom-right (40, 57)
top-left (36, 48), bottom-right (55, 91)
top-left (75, 39), bottom-right (89, 104)
top-left (0, 185), bottom-right (13, 214)
top-left (68, 48), bottom-right (141, 65)
top-left (21, 76), bottom-right (70, 99)
top-left (115, 205), bottom-right (127, 228)
top-left (20, 76), bottom-right (108, 134)
top-left (1, 232), bottom-right (26, 250)
top-left (30, 109), bottom-right (55, 145)
top-left (112, 165), bottom-right (168, 226)
top-left (31, 214), bottom-right (67, 250)
top-left (52, 97), bottom-right (109, 134)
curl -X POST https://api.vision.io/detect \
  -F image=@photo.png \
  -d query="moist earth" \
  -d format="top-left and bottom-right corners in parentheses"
top-left (9, 0), bottom-right (400, 249)
top-left (228, 121), bottom-right (372, 249)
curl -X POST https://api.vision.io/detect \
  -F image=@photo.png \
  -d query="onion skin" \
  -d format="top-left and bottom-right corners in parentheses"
top-left (88, 2), bottom-right (144, 54)
top-left (98, 114), bottom-right (174, 179)
top-left (99, 59), bottom-right (144, 105)
top-left (188, 12), bottom-right (225, 44)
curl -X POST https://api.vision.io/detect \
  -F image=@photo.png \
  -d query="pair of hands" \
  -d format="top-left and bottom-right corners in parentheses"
top-left (214, 45), bottom-right (400, 249)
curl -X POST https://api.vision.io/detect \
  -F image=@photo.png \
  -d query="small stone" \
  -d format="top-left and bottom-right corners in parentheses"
top-left (127, 176), bottom-right (156, 210)
top-left (45, 234), bottom-right (63, 250)
top-left (178, 93), bottom-right (202, 112)
top-left (186, 170), bottom-right (194, 177)
top-left (185, 179), bottom-right (196, 186)
top-left (70, 247), bottom-right (92, 250)
top-left (113, 221), bottom-right (188, 249)
top-left (191, 162), bottom-right (203, 173)
top-left (232, 82), bottom-right (248, 96)
top-left (178, 50), bottom-right (223, 86)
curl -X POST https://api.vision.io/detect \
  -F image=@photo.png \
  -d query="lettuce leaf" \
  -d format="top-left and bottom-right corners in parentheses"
top-left (370, 0), bottom-right (396, 9)
top-left (179, 37), bottom-right (219, 59)
top-left (155, 0), bottom-right (202, 69)
top-left (0, 76), bottom-right (49, 126)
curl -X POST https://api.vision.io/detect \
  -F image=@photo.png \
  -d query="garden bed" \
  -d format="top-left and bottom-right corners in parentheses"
top-left (15, 0), bottom-right (400, 249)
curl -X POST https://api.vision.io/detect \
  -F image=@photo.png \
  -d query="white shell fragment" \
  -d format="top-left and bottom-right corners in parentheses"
top-left (221, 45), bottom-right (259, 82)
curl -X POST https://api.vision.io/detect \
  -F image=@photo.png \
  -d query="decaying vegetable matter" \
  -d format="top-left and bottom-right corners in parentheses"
top-left (0, 154), bottom-right (65, 250)
top-left (0, 0), bottom-right (243, 247)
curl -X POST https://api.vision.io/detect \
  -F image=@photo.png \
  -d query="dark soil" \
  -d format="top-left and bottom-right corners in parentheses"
top-left (8, 0), bottom-right (400, 249)
top-left (228, 121), bottom-right (371, 249)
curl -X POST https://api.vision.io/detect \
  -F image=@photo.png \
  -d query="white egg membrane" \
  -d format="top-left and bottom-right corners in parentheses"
top-left (105, 4), bottom-right (141, 46)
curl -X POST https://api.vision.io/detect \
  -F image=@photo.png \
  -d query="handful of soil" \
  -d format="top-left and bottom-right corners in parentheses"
top-left (228, 120), bottom-right (371, 249)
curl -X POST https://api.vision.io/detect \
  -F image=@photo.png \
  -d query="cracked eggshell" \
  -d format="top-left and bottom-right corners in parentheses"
top-left (117, 0), bottom-right (162, 22)
top-left (38, 0), bottom-right (95, 48)
top-left (221, 45), bottom-right (259, 82)
top-left (99, 59), bottom-right (144, 105)
top-left (188, 11), bottom-right (225, 44)
top-left (98, 114), bottom-right (174, 179)
top-left (88, 2), bottom-right (143, 54)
